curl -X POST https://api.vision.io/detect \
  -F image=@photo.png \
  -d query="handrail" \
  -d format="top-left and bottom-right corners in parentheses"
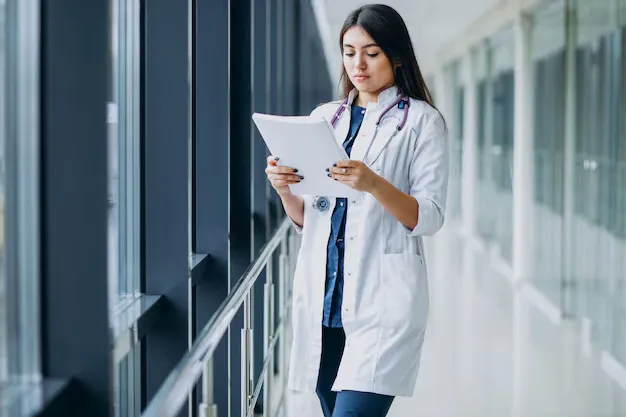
top-left (142, 218), bottom-right (293, 417)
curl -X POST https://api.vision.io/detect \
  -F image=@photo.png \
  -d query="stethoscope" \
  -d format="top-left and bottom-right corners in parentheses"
top-left (312, 94), bottom-right (410, 212)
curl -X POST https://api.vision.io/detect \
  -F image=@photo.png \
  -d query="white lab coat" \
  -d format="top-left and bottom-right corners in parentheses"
top-left (287, 85), bottom-right (449, 397)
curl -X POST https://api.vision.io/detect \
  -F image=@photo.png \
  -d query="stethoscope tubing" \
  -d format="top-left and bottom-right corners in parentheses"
top-left (330, 95), bottom-right (410, 131)
top-left (313, 94), bottom-right (410, 212)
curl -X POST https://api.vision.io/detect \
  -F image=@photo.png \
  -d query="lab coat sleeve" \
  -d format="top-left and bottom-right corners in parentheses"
top-left (288, 210), bottom-right (304, 235)
top-left (404, 111), bottom-right (449, 236)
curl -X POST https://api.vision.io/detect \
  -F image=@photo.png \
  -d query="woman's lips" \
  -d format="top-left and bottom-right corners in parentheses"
top-left (354, 75), bottom-right (370, 82)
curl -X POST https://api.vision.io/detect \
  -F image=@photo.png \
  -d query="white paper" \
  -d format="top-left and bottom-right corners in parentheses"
top-left (252, 112), bottom-right (360, 199)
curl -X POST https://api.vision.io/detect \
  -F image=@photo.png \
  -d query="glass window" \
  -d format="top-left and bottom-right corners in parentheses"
top-left (455, 86), bottom-right (465, 175)
top-left (108, 0), bottom-right (141, 317)
top-left (475, 45), bottom-right (494, 242)
top-left (612, 21), bottom-right (626, 364)
top-left (1, 0), bottom-right (40, 387)
top-left (487, 27), bottom-right (515, 263)
top-left (0, 0), bottom-right (7, 383)
top-left (447, 61), bottom-right (464, 222)
top-left (115, 344), bottom-right (141, 417)
top-left (530, 0), bottom-right (566, 307)
top-left (109, 0), bottom-right (141, 415)
top-left (571, 0), bottom-right (626, 363)
top-left (476, 80), bottom-right (487, 184)
top-left (618, 16), bottom-right (626, 241)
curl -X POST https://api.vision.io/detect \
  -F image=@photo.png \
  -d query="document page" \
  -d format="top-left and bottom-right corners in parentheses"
top-left (252, 113), bottom-right (359, 199)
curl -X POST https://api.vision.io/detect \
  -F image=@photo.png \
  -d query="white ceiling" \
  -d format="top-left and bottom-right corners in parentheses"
top-left (315, 0), bottom-right (500, 88)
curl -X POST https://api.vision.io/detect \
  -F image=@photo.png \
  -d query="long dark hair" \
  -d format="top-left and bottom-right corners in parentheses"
top-left (339, 4), bottom-right (436, 108)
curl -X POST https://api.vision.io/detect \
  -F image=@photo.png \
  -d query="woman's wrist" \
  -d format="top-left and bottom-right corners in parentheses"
top-left (277, 188), bottom-right (294, 200)
top-left (280, 192), bottom-right (305, 228)
top-left (279, 190), bottom-right (302, 208)
top-left (368, 174), bottom-right (385, 196)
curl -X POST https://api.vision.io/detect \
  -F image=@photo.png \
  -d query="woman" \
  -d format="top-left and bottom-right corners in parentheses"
top-left (265, 4), bottom-right (448, 417)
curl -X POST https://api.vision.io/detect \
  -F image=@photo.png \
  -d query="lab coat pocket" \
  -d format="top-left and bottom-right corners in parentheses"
top-left (381, 253), bottom-right (428, 333)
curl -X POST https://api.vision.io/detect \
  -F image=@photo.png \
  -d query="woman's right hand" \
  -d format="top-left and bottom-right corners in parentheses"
top-left (265, 155), bottom-right (303, 197)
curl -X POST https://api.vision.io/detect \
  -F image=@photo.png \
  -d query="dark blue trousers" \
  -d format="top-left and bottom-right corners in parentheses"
top-left (315, 326), bottom-right (395, 417)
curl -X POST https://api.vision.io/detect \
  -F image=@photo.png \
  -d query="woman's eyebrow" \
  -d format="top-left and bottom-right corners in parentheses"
top-left (343, 43), bottom-right (379, 49)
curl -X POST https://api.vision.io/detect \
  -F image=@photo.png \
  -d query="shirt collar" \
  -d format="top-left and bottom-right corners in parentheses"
top-left (347, 85), bottom-right (400, 109)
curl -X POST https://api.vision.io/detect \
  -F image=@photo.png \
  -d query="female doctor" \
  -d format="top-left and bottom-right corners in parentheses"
top-left (265, 4), bottom-right (448, 417)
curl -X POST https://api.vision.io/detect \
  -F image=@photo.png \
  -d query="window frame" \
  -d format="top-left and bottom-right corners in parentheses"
top-left (3, 0), bottom-right (41, 383)
top-left (109, 0), bottom-right (142, 317)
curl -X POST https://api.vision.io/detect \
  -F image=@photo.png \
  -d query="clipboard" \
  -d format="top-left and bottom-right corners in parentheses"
top-left (252, 112), bottom-right (359, 199)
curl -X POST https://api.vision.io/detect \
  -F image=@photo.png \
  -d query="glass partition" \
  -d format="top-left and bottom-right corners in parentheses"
top-left (475, 44), bottom-right (495, 242)
top-left (611, 20), bottom-right (626, 364)
top-left (485, 27), bottom-right (515, 263)
top-left (571, 0), bottom-right (624, 356)
top-left (108, 0), bottom-right (141, 317)
top-left (109, 0), bottom-right (142, 414)
top-left (0, 0), bottom-right (6, 383)
top-left (530, 0), bottom-right (566, 307)
top-left (447, 61), bottom-right (464, 223)
top-left (0, 0), bottom-right (41, 386)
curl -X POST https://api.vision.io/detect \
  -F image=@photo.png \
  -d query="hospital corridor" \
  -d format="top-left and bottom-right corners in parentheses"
top-left (1, 0), bottom-right (626, 416)
top-left (288, 233), bottom-right (626, 416)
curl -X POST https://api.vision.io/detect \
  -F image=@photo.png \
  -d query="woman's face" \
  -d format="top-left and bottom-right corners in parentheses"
top-left (342, 25), bottom-right (395, 97)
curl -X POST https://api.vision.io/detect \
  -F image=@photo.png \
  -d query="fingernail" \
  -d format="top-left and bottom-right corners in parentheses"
top-left (333, 163), bottom-right (337, 167)
top-left (274, 157), bottom-right (279, 161)
top-left (325, 168), bottom-right (329, 172)
top-left (293, 168), bottom-right (298, 173)
top-left (299, 176), bottom-right (304, 180)
top-left (327, 173), bottom-right (331, 177)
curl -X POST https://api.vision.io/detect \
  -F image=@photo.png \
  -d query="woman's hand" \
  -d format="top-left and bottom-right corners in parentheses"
top-left (265, 155), bottom-right (303, 197)
top-left (328, 160), bottom-right (381, 193)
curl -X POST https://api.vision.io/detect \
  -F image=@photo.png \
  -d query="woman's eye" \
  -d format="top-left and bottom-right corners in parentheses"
top-left (345, 53), bottom-right (355, 57)
top-left (367, 53), bottom-right (379, 58)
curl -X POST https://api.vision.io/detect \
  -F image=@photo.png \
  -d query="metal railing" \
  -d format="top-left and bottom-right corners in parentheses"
top-left (142, 218), bottom-right (298, 417)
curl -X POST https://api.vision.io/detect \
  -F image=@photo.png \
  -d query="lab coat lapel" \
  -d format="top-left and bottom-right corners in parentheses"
top-left (349, 106), bottom-right (402, 167)
top-left (333, 106), bottom-right (351, 150)
top-left (350, 86), bottom-right (402, 165)
top-left (361, 108), bottom-right (402, 165)
top-left (347, 112), bottom-right (371, 163)
top-left (330, 89), bottom-right (358, 151)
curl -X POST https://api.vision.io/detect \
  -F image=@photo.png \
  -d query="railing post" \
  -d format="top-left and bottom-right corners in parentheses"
top-left (263, 259), bottom-right (274, 417)
top-left (241, 293), bottom-right (253, 417)
top-left (199, 359), bottom-right (218, 417)
top-left (279, 234), bottom-right (289, 407)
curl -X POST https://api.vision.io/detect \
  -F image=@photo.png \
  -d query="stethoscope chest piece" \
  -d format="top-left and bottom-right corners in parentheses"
top-left (312, 196), bottom-right (330, 212)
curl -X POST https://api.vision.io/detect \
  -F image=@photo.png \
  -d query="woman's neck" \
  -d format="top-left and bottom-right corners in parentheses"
top-left (354, 84), bottom-right (395, 107)
top-left (354, 92), bottom-right (378, 107)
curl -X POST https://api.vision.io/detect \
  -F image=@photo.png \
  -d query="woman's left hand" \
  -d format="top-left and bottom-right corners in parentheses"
top-left (328, 160), bottom-right (381, 193)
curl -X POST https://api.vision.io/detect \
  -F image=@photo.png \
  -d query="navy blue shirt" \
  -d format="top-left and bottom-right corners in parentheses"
top-left (322, 105), bottom-right (366, 328)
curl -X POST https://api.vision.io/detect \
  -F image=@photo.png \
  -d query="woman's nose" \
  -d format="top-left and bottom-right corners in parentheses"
top-left (355, 55), bottom-right (366, 69)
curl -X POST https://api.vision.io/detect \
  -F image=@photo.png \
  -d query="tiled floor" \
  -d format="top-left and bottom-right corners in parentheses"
top-left (284, 231), bottom-right (626, 417)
